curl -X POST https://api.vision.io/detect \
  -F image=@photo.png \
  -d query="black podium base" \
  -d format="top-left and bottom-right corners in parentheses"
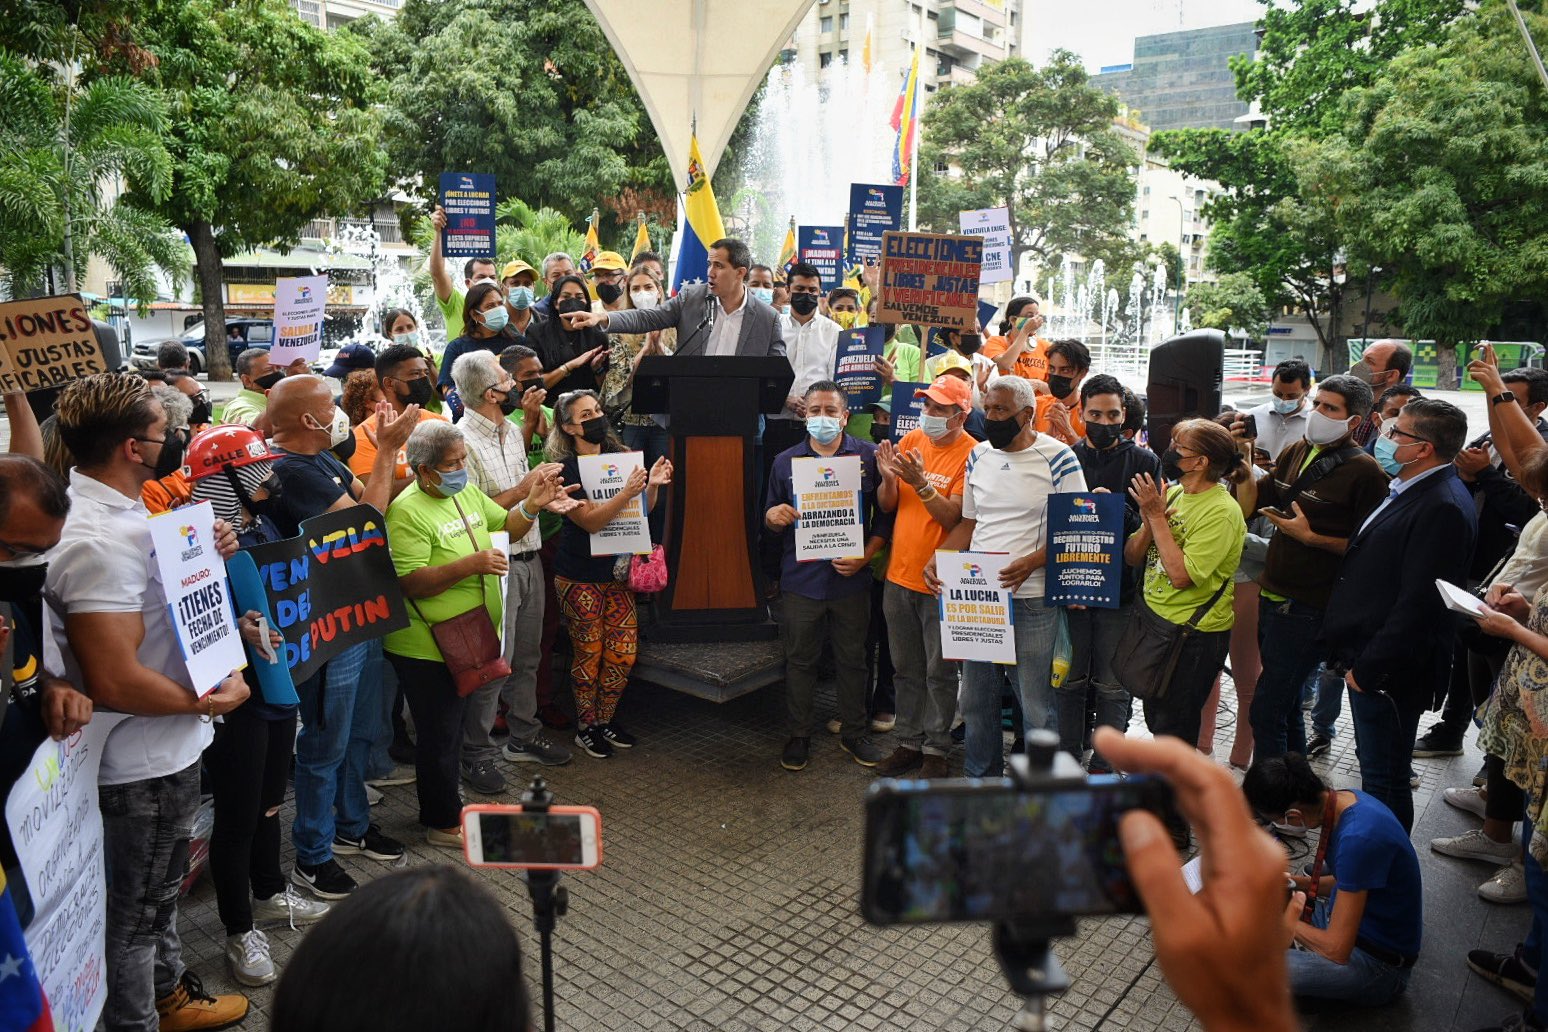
top-left (643, 615), bottom-right (779, 644)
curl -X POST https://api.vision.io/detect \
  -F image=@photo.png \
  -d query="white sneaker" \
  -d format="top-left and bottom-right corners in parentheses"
top-left (1444, 786), bottom-right (1488, 819)
top-left (365, 766), bottom-right (415, 788)
top-left (365, 783), bottom-right (384, 806)
top-left (1480, 861), bottom-right (1529, 904)
top-left (226, 928), bottom-right (275, 986)
top-left (1432, 828), bottom-right (1518, 864)
top-left (252, 884), bottom-right (332, 928)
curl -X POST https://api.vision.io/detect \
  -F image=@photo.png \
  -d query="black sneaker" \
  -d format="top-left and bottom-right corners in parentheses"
top-left (598, 723), bottom-right (636, 749)
top-left (1414, 727), bottom-right (1464, 758)
top-left (1469, 947), bottom-right (1538, 1005)
top-left (291, 858), bottom-right (357, 900)
top-left (332, 824), bottom-right (405, 862)
top-left (1307, 733), bottom-right (1332, 758)
top-left (781, 736), bottom-right (810, 771)
top-left (840, 735), bottom-right (888, 767)
top-left (574, 726), bottom-right (614, 759)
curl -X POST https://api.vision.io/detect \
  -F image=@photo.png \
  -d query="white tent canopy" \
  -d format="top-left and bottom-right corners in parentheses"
top-left (584, 0), bottom-right (816, 188)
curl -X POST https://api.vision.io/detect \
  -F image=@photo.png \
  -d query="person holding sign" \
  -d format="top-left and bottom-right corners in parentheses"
top-left (385, 421), bottom-right (564, 849)
top-left (428, 204), bottom-right (499, 341)
top-left (925, 376), bottom-right (1089, 779)
top-left (45, 373), bottom-right (252, 1031)
top-left (764, 381), bottom-right (891, 772)
top-left (546, 390), bottom-right (671, 760)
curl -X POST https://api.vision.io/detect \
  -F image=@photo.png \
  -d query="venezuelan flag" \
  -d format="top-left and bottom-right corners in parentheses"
top-left (580, 210), bottom-right (600, 273)
top-left (777, 219), bottom-right (797, 278)
top-left (671, 134), bottom-right (727, 294)
top-left (0, 870), bottom-right (52, 1032)
top-left (891, 48), bottom-right (921, 186)
top-left (631, 213), bottom-right (651, 261)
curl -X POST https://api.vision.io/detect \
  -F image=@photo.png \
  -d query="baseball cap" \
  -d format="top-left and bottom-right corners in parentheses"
top-left (870, 396), bottom-right (892, 414)
top-left (932, 351), bottom-right (974, 377)
top-left (592, 251), bottom-right (627, 272)
top-left (324, 342), bottom-right (378, 379)
top-left (915, 375), bottom-right (972, 412)
top-left (501, 259), bottom-right (536, 280)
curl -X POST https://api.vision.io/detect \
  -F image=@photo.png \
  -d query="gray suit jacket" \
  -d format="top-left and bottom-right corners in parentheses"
top-left (604, 283), bottom-right (786, 358)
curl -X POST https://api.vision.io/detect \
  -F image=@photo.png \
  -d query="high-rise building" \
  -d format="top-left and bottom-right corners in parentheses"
top-left (1095, 23), bottom-right (1258, 133)
top-left (292, 0), bottom-right (402, 30)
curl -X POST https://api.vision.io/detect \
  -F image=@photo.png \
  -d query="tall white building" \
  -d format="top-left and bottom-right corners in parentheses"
top-left (291, 0), bottom-right (402, 29)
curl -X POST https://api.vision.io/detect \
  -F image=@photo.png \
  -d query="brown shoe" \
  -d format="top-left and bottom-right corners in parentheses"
top-left (156, 972), bottom-right (249, 1031)
top-left (874, 746), bottom-right (924, 777)
top-left (918, 754), bottom-right (950, 779)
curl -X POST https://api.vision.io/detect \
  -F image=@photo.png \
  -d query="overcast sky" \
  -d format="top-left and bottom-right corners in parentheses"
top-left (1023, 0), bottom-right (1267, 71)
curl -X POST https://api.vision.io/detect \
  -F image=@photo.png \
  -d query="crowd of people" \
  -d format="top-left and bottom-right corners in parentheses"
top-left (0, 214), bottom-right (1539, 1031)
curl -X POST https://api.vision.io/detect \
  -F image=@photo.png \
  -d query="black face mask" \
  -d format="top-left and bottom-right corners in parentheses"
top-left (1047, 374), bottom-right (1074, 399)
top-left (1086, 422), bottom-right (1124, 450)
top-left (595, 282), bottom-right (623, 305)
top-left (870, 424), bottom-right (890, 443)
top-left (497, 389), bottom-right (521, 416)
top-left (983, 414), bottom-right (1023, 450)
top-left (956, 334), bottom-right (982, 356)
top-left (558, 298), bottom-right (590, 316)
top-left (253, 370), bottom-right (284, 391)
top-left (332, 433), bottom-right (358, 463)
top-left (789, 293), bottom-right (820, 316)
top-left (579, 416), bottom-right (610, 445)
top-left (399, 377), bottom-right (435, 408)
top-left (190, 390), bottom-right (212, 426)
top-left (152, 428), bottom-right (187, 479)
top-left (1161, 448), bottom-right (1186, 481)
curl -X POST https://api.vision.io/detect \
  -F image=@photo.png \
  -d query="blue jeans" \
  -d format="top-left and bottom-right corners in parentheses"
top-left (1522, 811), bottom-right (1548, 1022)
top-left (1347, 685), bottom-right (1424, 833)
top-left (357, 639), bottom-right (396, 781)
top-left (1055, 604), bottom-right (1132, 760)
top-left (1311, 664), bottom-right (1344, 740)
top-left (292, 642), bottom-right (372, 864)
top-left (1287, 897), bottom-right (1411, 1005)
top-left (962, 598), bottom-right (1059, 778)
top-left (1249, 596), bottom-right (1325, 759)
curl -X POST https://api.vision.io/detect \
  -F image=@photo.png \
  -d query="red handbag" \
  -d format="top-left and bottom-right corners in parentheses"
top-left (408, 497), bottom-right (511, 697)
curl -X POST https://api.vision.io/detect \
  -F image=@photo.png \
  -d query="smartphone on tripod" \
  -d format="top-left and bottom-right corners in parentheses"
top-left (462, 804), bottom-right (603, 870)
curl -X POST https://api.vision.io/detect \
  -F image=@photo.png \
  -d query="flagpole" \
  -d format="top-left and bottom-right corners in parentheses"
top-left (907, 43), bottom-right (921, 231)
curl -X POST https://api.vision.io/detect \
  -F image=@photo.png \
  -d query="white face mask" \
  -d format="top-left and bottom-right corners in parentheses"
top-left (309, 407), bottom-right (353, 448)
top-left (1305, 409), bottom-right (1353, 447)
top-left (630, 290), bottom-right (659, 309)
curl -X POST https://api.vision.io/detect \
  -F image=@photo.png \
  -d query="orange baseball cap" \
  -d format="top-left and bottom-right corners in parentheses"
top-left (915, 375), bottom-right (972, 412)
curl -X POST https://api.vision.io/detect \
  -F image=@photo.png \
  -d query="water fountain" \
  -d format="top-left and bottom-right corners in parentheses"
top-left (323, 221), bottom-right (425, 342)
top-left (1148, 264), bottom-right (1169, 347)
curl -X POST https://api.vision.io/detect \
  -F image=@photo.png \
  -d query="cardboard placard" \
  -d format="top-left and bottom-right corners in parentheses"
top-left (876, 232), bottom-right (984, 330)
top-left (0, 294), bottom-right (105, 394)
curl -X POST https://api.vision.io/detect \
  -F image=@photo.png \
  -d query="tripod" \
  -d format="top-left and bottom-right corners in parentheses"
top-left (520, 776), bottom-right (569, 1032)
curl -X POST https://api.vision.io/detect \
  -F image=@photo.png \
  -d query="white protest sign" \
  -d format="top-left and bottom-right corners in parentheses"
top-left (269, 274), bottom-right (328, 365)
top-left (959, 207), bottom-right (1013, 284)
top-left (148, 502), bottom-right (246, 697)
top-left (6, 712), bottom-right (129, 1032)
top-left (490, 530), bottom-right (510, 652)
top-left (936, 549), bottom-right (1016, 663)
top-left (791, 455), bottom-right (864, 561)
top-left (576, 452), bottom-right (652, 556)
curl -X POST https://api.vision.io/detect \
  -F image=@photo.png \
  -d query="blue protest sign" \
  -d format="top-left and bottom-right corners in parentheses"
top-left (833, 327), bottom-right (886, 409)
top-left (977, 299), bottom-right (999, 334)
top-left (1044, 492), bottom-right (1125, 608)
top-left (890, 380), bottom-right (930, 441)
top-left (439, 171), bottom-right (496, 259)
top-left (798, 225), bottom-right (845, 292)
top-left (847, 184), bottom-right (904, 266)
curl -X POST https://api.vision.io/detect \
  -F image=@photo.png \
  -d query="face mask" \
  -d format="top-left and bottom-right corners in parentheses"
top-left (870, 424), bottom-right (890, 444)
top-left (496, 387), bottom-right (521, 416)
top-left (190, 391), bottom-right (213, 426)
top-left (919, 414), bottom-right (953, 441)
top-left (1374, 434), bottom-right (1412, 476)
top-left (1305, 410), bottom-right (1353, 446)
top-left (579, 415), bottom-right (610, 445)
top-left (400, 377), bottom-right (434, 408)
top-left (559, 298), bottom-right (590, 316)
top-left (750, 287), bottom-right (774, 306)
top-left (1348, 360), bottom-right (1392, 388)
top-left (393, 330), bottom-right (421, 350)
top-left (507, 286), bottom-right (534, 310)
top-left (1086, 422), bottom-right (1124, 450)
top-left (595, 282), bottom-right (623, 305)
top-left (1272, 395), bottom-right (1303, 415)
top-left (1047, 374), bottom-right (1073, 399)
top-left (433, 466), bottom-right (468, 495)
top-left (151, 428), bottom-right (187, 479)
top-left (790, 293), bottom-right (820, 316)
top-left (956, 334), bottom-right (982, 356)
top-left (311, 407), bottom-right (352, 448)
top-left (983, 414), bottom-right (1023, 450)
top-left (630, 290), bottom-right (659, 309)
top-left (1161, 448), bottom-right (1187, 481)
top-left (832, 310), bottom-right (858, 330)
top-left (254, 370), bottom-right (285, 391)
top-left (806, 415), bottom-right (842, 444)
top-left (480, 305), bottom-right (510, 333)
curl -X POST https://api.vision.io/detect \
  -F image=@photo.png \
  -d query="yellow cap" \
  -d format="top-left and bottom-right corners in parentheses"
top-left (501, 259), bottom-right (536, 280)
top-left (591, 251), bottom-right (627, 272)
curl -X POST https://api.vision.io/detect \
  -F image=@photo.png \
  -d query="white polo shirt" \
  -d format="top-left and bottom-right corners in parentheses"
top-left (44, 470), bottom-right (214, 786)
top-left (962, 434), bottom-right (1089, 599)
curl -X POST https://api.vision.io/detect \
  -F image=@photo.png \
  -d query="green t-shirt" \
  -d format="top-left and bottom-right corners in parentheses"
top-left (845, 340), bottom-right (924, 441)
top-left (1142, 483), bottom-right (1246, 633)
top-left (384, 481), bottom-right (507, 661)
top-left (506, 404), bottom-right (561, 541)
top-left (437, 288), bottom-right (466, 341)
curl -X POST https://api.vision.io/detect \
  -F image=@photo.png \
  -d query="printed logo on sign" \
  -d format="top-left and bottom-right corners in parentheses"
top-left (459, 175), bottom-right (475, 190)
top-left (1069, 497), bottom-right (1104, 524)
top-left (296, 285), bottom-right (312, 302)
top-left (961, 561), bottom-right (985, 583)
top-left (813, 229), bottom-right (831, 244)
top-left (867, 189), bottom-right (886, 205)
top-left (603, 463), bottom-right (620, 479)
top-left (819, 467), bottom-right (837, 482)
top-left (1074, 498), bottom-right (1097, 513)
top-left (179, 525), bottom-right (204, 562)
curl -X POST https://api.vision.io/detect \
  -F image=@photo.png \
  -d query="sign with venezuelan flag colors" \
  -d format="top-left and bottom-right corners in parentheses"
top-left (1045, 492), bottom-right (1124, 608)
top-left (791, 455), bottom-right (864, 562)
top-left (577, 451), bottom-right (652, 556)
top-left (937, 550), bottom-right (1015, 663)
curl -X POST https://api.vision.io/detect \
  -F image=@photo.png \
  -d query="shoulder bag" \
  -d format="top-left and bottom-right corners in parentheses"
top-left (407, 496), bottom-right (511, 697)
top-left (1112, 576), bottom-right (1231, 702)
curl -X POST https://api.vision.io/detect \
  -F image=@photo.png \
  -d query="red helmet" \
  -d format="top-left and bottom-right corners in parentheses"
top-left (186, 425), bottom-right (274, 481)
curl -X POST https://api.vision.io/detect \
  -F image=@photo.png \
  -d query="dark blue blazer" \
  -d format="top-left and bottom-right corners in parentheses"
top-left (1320, 464), bottom-right (1478, 706)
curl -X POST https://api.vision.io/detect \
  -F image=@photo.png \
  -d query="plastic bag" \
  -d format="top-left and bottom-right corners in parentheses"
top-left (1049, 609), bottom-right (1073, 689)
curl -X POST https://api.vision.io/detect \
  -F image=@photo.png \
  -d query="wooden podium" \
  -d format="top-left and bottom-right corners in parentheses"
top-left (632, 355), bottom-right (793, 642)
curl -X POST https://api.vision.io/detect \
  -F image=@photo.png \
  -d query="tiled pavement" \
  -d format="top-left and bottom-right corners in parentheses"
top-left (173, 664), bottom-right (1535, 1032)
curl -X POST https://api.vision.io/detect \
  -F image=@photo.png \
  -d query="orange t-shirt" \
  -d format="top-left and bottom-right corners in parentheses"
top-left (886, 427), bottom-right (977, 594)
top-left (348, 408), bottom-right (447, 481)
top-left (1035, 394), bottom-right (1086, 443)
top-left (981, 334), bottom-right (1050, 382)
top-left (141, 470), bottom-right (193, 515)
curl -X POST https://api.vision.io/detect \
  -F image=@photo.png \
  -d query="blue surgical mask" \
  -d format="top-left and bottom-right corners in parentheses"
top-left (507, 286), bottom-right (534, 310)
top-left (806, 415), bottom-right (842, 444)
top-left (919, 414), bottom-right (952, 440)
top-left (393, 330), bottom-right (421, 350)
top-left (751, 286), bottom-right (774, 306)
top-left (1272, 396), bottom-right (1303, 415)
top-left (1373, 434), bottom-right (1410, 477)
top-left (480, 305), bottom-right (509, 332)
top-left (434, 466), bottom-right (469, 495)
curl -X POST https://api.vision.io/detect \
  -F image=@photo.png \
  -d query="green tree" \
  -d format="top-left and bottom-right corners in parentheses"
top-left (350, 0), bottom-right (672, 242)
top-left (916, 52), bottom-right (1136, 278)
top-left (1185, 272), bottom-right (1271, 339)
top-left (102, 0), bottom-right (387, 379)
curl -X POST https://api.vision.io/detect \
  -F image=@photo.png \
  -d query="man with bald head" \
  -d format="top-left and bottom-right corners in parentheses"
top-left (268, 375), bottom-right (420, 900)
top-left (1350, 340), bottom-right (1414, 447)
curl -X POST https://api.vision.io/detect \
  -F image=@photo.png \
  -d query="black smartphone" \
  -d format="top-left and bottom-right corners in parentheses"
top-left (1240, 413), bottom-right (1258, 439)
top-left (1260, 506), bottom-right (1294, 520)
top-left (861, 775), bottom-right (1178, 925)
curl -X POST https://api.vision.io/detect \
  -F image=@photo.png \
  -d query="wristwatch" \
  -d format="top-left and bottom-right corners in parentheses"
top-left (1492, 390), bottom-right (1517, 407)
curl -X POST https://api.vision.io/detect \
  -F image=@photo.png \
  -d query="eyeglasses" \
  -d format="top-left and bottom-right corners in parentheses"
top-left (1382, 424), bottom-right (1432, 446)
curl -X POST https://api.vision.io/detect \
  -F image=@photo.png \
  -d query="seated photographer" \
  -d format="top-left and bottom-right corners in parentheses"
top-left (1242, 753), bottom-right (1421, 1007)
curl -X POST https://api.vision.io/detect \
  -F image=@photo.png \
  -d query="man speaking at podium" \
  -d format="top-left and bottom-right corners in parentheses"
top-left (561, 238), bottom-right (786, 359)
